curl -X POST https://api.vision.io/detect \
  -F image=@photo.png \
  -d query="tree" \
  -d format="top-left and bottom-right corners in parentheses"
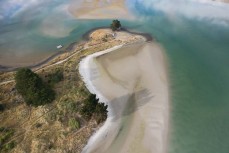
top-left (80, 94), bottom-right (108, 123)
top-left (110, 20), bottom-right (121, 31)
top-left (15, 68), bottom-right (55, 107)
top-left (80, 94), bottom-right (98, 120)
top-left (94, 103), bottom-right (108, 124)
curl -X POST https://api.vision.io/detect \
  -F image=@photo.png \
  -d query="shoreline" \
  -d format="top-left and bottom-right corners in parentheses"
top-left (79, 40), bottom-right (169, 152)
top-left (0, 27), bottom-right (152, 72)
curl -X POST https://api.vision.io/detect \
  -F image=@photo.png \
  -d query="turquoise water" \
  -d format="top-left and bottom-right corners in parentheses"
top-left (167, 22), bottom-right (229, 153)
top-left (126, 1), bottom-right (229, 152)
top-left (158, 20), bottom-right (229, 153)
top-left (1, 0), bottom-right (229, 152)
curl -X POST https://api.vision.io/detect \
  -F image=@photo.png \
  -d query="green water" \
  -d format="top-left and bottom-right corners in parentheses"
top-left (1, 0), bottom-right (229, 152)
top-left (130, 15), bottom-right (229, 153)
top-left (166, 21), bottom-right (229, 153)
top-left (124, 2), bottom-right (229, 151)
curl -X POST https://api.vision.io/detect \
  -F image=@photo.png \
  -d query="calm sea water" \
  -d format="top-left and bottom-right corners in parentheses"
top-left (1, 0), bottom-right (229, 152)
top-left (126, 1), bottom-right (229, 152)
top-left (160, 20), bottom-right (229, 153)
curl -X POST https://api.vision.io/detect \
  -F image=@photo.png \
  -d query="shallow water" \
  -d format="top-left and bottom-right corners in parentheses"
top-left (1, 0), bottom-right (229, 152)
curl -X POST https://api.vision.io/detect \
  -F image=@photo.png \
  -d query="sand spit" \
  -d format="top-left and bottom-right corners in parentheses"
top-left (68, 0), bottom-right (134, 20)
top-left (79, 42), bottom-right (169, 153)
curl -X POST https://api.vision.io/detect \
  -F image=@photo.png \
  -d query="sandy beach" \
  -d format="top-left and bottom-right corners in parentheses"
top-left (68, 0), bottom-right (134, 20)
top-left (79, 41), bottom-right (169, 153)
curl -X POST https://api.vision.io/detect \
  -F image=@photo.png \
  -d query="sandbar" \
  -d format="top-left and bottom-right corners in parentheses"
top-left (79, 41), bottom-right (169, 153)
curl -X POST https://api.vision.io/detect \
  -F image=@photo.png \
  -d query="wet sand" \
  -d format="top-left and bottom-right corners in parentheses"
top-left (79, 42), bottom-right (169, 153)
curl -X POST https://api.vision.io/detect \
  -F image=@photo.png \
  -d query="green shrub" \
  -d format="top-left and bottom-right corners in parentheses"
top-left (3, 141), bottom-right (15, 151)
top-left (35, 123), bottom-right (42, 128)
top-left (0, 127), bottom-right (6, 132)
top-left (0, 104), bottom-right (4, 112)
top-left (68, 118), bottom-right (80, 130)
top-left (94, 103), bottom-right (108, 124)
top-left (80, 94), bottom-right (98, 120)
top-left (66, 102), bottom-right (78, 113)
top-left (47, 69), bottom-right (64, 86)
top-left (15, 68), bottom-right (55, 107)
top-left (0, 128), bottom-right (14, 149)
top-left (58, 99), bottom-right (79, 115)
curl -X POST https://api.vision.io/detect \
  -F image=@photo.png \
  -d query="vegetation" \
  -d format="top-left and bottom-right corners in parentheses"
top-left (94, 103), bottom-right (108, 124)
top-left (0, 127), bottom-right (15, 152)
top-left (15, 68), bottom-right (55, 107)
top-left (0, 128), bottom-right (14, 144)
top-left (65, 101), bottom-right (78, 113)
top-left (46, 69), bottom-right (64, 86)
top-left (0, 104), bottom-right (4, 112)
top-left (0, 127), bottom-right (5, 132)
top-left (3, 141), bottom-right (15, 151)
top-left (68, 118), bottom-right (80, 130)
top-left (80, 94), bottom-right (108, 124)
top-left (80, 94), bottom-right (98, 120)
top-left (110, 19), bottom-right (121, 31)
